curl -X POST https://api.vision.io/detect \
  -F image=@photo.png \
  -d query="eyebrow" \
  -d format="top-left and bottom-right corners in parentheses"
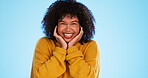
top-left (59, 20), bottom-right (79, 23)
top-left (71, 21), bottom-right (79, 23)
top-left (59, 20), bottom-right (65, 22)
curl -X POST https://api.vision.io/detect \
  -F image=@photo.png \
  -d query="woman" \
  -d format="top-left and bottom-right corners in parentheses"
top-left (31, 0), bottom-right (100, 78)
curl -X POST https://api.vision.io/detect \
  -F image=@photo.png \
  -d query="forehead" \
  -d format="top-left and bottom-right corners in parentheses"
top-left (59, 14), bottom-right (79, 22)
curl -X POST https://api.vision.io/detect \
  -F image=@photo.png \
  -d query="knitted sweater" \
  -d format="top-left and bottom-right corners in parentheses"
top-left (30, 37), bottom-right (100, 78)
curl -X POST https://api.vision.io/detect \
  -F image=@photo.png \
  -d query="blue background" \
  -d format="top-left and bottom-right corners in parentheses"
top-left (0, 0), bottom-right (147, 78)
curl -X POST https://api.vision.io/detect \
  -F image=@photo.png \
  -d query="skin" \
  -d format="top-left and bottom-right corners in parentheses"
top-left (54, 15), bottom-right (84, 49)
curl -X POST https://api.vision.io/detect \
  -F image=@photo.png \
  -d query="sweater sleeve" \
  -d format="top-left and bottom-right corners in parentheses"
top-left (66, 40), bottom-right (100, 78)
top-left (30, 38), bottom-right (66, 78)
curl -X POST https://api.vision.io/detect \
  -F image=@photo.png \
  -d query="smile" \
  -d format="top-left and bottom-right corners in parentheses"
top-left (64, 33), bottom-right (73, 39)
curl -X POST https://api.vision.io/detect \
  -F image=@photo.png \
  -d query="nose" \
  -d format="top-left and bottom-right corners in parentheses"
top-left (65, 25), bottom-right (71, 32)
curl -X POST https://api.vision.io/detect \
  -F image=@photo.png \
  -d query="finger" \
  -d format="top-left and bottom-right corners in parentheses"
top-left (78, 27), bottom-right (83, 36)
top-left (54, 26), bottom-right (58, 36)
top-left (80, 27), bottom-right (84, 34)
top-left (74, 27), bottom-right (83, 41)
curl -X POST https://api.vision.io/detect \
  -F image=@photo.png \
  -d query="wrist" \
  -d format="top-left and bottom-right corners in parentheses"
top-left (68, 44), bottom-right (72, 48)
top-left (61, 46), bottom-right (67, 50)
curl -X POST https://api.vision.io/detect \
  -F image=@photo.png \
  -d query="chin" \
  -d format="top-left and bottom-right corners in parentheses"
top-left (64, 39), bottom-right (72, 42)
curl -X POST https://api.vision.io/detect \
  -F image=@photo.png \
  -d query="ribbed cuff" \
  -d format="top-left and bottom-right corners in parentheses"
top-left (54, 47), bottom-right (66, 55)
top-left (66, 46), bottom-right (83, 61)
top-left (67, 46), bottom-right (78, 54)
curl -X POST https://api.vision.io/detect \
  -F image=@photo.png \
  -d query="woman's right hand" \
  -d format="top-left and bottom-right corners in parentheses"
top-left (54, 26), bottom-right (67, 49)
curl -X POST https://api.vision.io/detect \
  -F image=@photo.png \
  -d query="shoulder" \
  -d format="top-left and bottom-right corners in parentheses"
top-left (37, 37), bottom-right (53, 43)
top-left (83, 40), bottom-right (98, 47)
top-left (37, 37), bottom-right (51, 41)
top-left (80, 40), bottom-right (100, 57)
top-left (89, 40), bottom-right (97, 44)
top-left (79, 40), bottom-right (99, 52)
top-left (36, 37), bottom-right (54, 47)
top-left (34, 37), bottom-right (55, 55)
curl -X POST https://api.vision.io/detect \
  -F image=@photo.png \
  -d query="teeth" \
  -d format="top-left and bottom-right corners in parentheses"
top-left (64, 34), bottom-right (72, 37)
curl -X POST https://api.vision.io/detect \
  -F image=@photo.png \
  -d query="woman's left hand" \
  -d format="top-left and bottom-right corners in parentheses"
top-left (68, 27), bottom-right (84, 48)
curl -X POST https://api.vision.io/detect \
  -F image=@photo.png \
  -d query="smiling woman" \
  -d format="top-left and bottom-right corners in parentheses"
top-left (30, 0), bottom-right (100, 78)
top-left (57, 15), bottom-right (80, 43)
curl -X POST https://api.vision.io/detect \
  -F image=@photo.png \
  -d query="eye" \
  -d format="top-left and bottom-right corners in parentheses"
top-left (59, 22), bottom-right (66, 26)
top-left (72, 23), bottom-right (76, 25)
top-left (71, 23), bottom-right (78, 26)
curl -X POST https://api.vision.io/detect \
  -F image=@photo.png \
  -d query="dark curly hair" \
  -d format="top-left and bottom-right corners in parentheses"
top-left (42, 0), bottom-right (95, 44)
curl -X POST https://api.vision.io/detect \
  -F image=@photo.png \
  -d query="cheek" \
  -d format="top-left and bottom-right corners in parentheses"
top-left (57, 27), bottom-right (63, 35)
top-left (73, 27), bottom-right (80, 34)
top-left (57, 27), bottom-right (62, 34)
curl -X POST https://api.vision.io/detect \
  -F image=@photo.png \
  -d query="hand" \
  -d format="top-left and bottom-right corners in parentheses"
top-left (68, 27), bottom-right (84, 48)
top-left (54, 26), bottom-right (67, 49)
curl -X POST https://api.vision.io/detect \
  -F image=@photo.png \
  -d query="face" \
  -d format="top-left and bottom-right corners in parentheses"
top-left (57, 15), bottom-right (80, 42)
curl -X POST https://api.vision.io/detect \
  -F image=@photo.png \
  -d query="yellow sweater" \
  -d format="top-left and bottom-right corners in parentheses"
top-left (31, 37), bottom-right (100, 78)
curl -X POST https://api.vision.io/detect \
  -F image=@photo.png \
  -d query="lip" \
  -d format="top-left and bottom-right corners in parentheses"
top-left (63, 33), bottom-right (73, 39)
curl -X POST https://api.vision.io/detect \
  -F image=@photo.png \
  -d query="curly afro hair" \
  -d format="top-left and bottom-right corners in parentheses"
top-left (42, 0), bottom-right (95, 44)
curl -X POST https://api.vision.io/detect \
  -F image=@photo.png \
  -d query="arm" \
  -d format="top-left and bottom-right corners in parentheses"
top-left (30, 38), bottom-right (66, 78)
top-left (66, 41), bottom-right (100, 78)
